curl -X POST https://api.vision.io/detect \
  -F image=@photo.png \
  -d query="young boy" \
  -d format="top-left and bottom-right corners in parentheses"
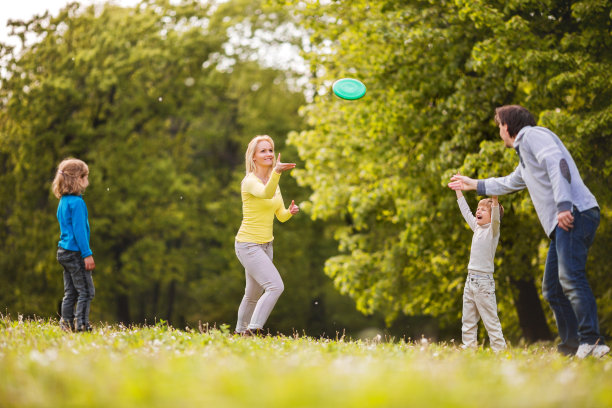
top-left (452, 178), bottom-right (506, 351)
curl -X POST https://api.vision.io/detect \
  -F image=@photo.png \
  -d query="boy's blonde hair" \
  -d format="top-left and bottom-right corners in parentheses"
top-left (478, 198), bottom-right (504, 220)
top-left (244, 135), bottom-right (276, 175)
top-left (52, 158), bottom-right (89, 199)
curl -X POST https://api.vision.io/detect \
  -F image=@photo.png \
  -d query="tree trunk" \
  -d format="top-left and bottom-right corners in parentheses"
top-left (152, 280), bottom-right (160, 318)
top-left (510, 277), bottom-right (553, 342)
top-left (116, 293), bottom-right (130, 325)
top-left (165, 280), bottom-right (176, 324)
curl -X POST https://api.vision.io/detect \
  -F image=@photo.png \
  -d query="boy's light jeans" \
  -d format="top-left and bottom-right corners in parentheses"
top-left (235, 241), bottom-right (284, 332)
top-left (462, 271), bottom-right (506, 351)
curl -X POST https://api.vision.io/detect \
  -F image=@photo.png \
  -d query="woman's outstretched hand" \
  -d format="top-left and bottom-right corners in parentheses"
top-left (274, 153), bottom-right (296, 173)
top-left (289, 200), bottom-right (300, 215)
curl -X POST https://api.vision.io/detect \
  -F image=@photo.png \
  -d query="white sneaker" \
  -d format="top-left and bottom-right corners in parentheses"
top-left (576, 344), bottom-right (595, 359)
top-left (592, 344), bottom-right (610, 358)
top-left (576, 343), bottom-right (610, 359)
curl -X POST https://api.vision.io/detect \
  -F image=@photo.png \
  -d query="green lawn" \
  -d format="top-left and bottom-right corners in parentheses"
top-left (1, 315), bottom-right (611, 407)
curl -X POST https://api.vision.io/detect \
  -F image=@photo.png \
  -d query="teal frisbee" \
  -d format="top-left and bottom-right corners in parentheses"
top-left (332, 78), bottom-right (366, 100)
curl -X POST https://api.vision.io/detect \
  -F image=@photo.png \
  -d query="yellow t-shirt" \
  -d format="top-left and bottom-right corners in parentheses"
top-left (235, 171), bottom-right (292, 244)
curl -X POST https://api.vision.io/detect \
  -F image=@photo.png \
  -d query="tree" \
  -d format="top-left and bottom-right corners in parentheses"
top-left (0, 0), bottom-right (383, 336)
top-left (0, 0), bottom-right (229, 322)
top-left (286, 0), bottom-right (612, 342)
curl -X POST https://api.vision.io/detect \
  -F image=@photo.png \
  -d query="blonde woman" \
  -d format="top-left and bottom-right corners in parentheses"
top-left (234, 135), bottom-right (299, 336)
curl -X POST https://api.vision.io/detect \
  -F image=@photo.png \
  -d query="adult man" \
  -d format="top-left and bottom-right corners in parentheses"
top-left (448, 105), bottom-right (608, 358)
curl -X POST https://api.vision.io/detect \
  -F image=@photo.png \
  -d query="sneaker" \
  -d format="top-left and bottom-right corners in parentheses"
top-left (576, 344), bottom-right (595, 359)
top-left (592, 344), bottom-right (610, 358)
top-left (576, 343), bottom-right (610, 359)
top-left (76, 323), bottom-right (93, 333)
top-left (244, 328), bottom-right (268, 337)
top-left (60, 319), bottom-right (74, 332)
top-left (557, 344), bottom-right (578, 356)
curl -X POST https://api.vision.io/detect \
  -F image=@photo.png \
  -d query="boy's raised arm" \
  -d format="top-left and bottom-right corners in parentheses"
top-left (450, 173), bottom-right (477, 231)
top-left (491, 195), bottom-right (501, 236)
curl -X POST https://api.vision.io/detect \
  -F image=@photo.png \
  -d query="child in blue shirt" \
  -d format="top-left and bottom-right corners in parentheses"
top-left (52, 158), bottom-right (95, 332)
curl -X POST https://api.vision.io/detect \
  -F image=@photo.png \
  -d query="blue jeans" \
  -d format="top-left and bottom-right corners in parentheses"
top-left (542, 207), bottom-right (602, 348)
top-left (57, 247), bottom-right (95, 328)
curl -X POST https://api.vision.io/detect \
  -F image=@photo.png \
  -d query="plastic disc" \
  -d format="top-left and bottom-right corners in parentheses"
top-left (332, 78), bottom-right (366, 100)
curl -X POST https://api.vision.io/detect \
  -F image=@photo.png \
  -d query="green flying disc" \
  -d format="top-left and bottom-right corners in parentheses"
top-left (332, 78), bottom-right (366, 100)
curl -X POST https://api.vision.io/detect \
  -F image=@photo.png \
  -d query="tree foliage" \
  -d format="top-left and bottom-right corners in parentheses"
top-left (286, 0), bottom-right (612, 341)
top-left (3, 0), bottom-right (610, 342)
top-left (0, 0), bottom-right (378, 335)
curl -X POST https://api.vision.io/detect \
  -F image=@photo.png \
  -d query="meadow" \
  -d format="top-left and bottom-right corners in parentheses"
top-left (1, 315), bottom-right (611, 408)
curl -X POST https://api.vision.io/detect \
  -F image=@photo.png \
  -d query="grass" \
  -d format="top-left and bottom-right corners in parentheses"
top-left (1, 315), bottom-right (611, 408)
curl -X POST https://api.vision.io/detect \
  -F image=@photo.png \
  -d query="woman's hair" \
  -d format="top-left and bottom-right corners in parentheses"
top-left (244, 135), bottom-right (276, 175)
top-left (52, 158), bottom-right (89, 199)
top-left (494, 105), bottom-right (536, 138)
top-left (478, 198), bottom-right (504, 220)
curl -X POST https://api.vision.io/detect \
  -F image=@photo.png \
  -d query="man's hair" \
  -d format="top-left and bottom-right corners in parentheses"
top-left (494, 105), bottom-right (536, 138)
top-left (478, 198), bottom-right (504, 220)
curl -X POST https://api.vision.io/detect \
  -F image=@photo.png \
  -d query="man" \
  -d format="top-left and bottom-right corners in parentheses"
top-left (448, 105), bottom-right (608, 358)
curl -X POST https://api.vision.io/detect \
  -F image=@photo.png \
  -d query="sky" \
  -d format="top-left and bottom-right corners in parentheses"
top-left (0, 0), bottom-right (139, 45)
top-left (0, 0), bottom-right (310, 94)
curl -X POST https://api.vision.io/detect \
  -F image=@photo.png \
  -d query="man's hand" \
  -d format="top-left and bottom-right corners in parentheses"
top-left (448, 173), bottom-right (477, 191)
top-left (558, 210), bottom-right (574, 231)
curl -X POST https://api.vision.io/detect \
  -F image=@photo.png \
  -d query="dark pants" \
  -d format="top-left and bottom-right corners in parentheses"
top-left (57, 248), bottom-right (95, 328)
top-left (542, 207), bottom-right (603, 351)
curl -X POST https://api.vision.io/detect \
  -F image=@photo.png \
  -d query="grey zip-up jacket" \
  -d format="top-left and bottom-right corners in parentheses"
top-left (477, 126), bottom-right (598, 237)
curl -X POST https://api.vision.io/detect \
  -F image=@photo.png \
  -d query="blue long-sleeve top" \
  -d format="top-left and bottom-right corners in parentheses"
top-left (57, 195), bottom-right (92, 258)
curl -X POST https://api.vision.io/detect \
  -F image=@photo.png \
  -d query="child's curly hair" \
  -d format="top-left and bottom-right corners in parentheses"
top-left (52, 158), bottom-right (89, 199)
top-left (478, 198), bottom-right (504, 220)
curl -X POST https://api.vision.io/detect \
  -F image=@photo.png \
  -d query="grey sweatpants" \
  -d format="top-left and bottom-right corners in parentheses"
top-left (462, 271), bottom-right (507, 351)
top-left (235, 241), bottom-right (284, 332)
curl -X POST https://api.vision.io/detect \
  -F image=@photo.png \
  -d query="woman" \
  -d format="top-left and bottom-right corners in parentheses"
top-left (234, 135), bottom-right (299, 335)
